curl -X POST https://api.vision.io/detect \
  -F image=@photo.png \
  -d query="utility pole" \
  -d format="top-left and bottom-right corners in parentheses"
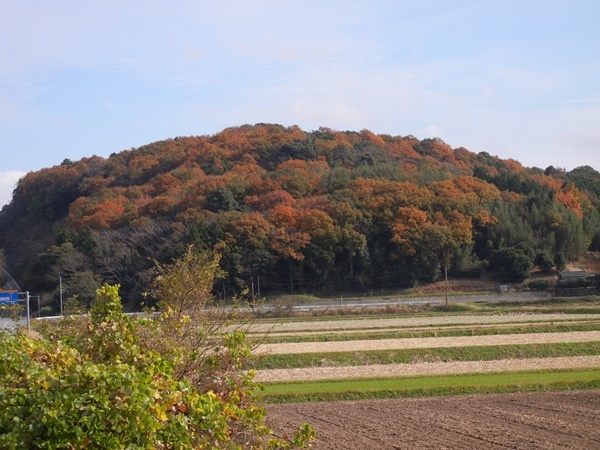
top-left (25, 291), bottom-right (30, 330)
top-left (444, 264), bottom-right (449, 308)
top-left (59, 274), bottom-right (64, 315)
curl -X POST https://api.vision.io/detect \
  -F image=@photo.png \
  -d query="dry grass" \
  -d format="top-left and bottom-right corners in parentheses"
top-left (568, 251), bottom-right (600, 273)
top-left (254, 356), bottom-right (600, 382)
top-left (408, 279), bottom-right (497, 295)
top-left (254, 330), bottom-right (600, 354)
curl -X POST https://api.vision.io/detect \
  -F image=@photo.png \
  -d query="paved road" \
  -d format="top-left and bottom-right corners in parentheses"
top-left (0, 317), bottom-right (25, 331)
top-left (261, 291), bottom-right (553, 311)
top-left (0, 291), bottom-right (557, 326)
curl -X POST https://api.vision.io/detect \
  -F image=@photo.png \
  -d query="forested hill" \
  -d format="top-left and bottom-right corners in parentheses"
top-left (1, 124), bottom-right (599, 307)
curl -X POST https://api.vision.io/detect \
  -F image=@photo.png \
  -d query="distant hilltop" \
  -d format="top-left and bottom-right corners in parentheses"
top-left (0, 124), bottom-right (599, 310)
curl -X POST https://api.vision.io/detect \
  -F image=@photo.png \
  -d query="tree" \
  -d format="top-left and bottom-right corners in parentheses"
top-left (0, 249), bottom-right (6, 286)
top-left (554, 252), bottom-right (567, 271)
top-left (494, 246), bottom-right (534, 281)
top-left (93, 219), bottom-right (183, 307)
top-left (534, 249), bottom-right (554, 272)
top-left (2, 123), bottom-right (599, 302)
top-left (205, 186), bottom-right (240, 212)
top-left (63, 270), bottom-right (102, 306)
top-left (143, 248), bottom-right (230, 380)
top-left (67, 194), bottom-right (132, 230)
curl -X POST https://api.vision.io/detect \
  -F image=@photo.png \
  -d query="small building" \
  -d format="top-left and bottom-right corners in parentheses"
top-left (558, 271), bottom-right (587, 280)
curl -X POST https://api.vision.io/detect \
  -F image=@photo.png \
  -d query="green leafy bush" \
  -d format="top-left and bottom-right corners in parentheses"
top-left (0, 269), bottom-right (313, 448)
top-left (557, 277), bottom-right (588, 289)
top-left (527, 279), bottom-right (550, 290)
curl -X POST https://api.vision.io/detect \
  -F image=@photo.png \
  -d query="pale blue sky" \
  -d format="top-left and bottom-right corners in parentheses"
top-left (1, 1), bottom-right (600, 206)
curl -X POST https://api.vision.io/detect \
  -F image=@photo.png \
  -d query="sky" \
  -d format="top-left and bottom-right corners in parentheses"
top-left (1, 0), bottom-right (600, 207)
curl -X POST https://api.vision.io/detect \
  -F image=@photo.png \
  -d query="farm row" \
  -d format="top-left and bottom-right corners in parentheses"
top-left (251, 318), bottom-right (600, 400)
top-left (253, 299), bottom-right (600, 448)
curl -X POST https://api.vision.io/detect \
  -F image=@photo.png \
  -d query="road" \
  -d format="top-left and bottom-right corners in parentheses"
top-left (0, 317), bottom-right (26, 331)
top-left (259, 291), bottom-right (553, 311)
top-left (0, 291), bottom-right (558, 327)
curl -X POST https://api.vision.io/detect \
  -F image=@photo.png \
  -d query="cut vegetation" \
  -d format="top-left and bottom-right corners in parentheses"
top-left (250, 298), bottom-right (600, 403)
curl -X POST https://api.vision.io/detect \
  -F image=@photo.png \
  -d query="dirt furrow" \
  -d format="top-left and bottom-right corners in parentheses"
top-left (265, 390), bottom-right (600, 449)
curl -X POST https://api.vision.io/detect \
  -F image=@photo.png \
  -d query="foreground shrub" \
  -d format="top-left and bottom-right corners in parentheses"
top-left (0, 256), bottom-right (314, 448)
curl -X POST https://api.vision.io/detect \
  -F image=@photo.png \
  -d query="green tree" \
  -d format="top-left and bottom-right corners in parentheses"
top-left (554, 252), bottom-right (567, 271)
top-left (494, 246), bottom-right (534, 281)
top-left (205, 186), bottom-right (240, 212)
top-left (534, 249), bottom-right (554, 272)
top-left (0, 249), bottom-right (6, 286)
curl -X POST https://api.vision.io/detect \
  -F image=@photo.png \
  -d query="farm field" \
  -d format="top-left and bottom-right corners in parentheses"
top-left (265, 389), bottom-right (600, 449)
top-left (253, 300), bottom-right (600, 448)
top-left (254, 330), bottom-right (600, 355)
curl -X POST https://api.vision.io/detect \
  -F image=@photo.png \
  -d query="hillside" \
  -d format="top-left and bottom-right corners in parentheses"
top-left (1, 124), bottom-right (599, 309)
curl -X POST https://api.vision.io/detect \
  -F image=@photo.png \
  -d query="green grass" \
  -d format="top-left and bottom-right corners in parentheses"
top-left (252, 341), bottom-right (600, 370)
top-left (254, 322), bottom-right (600, 344)
top-left (259, 368), bottom-right (600, 403)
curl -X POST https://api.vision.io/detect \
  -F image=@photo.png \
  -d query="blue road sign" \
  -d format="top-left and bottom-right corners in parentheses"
top-left (0, 292), bottom-right (18, 305)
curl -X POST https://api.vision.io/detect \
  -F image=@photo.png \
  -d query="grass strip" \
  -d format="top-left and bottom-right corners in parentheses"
top-left (252, 341), bottom-right (600, 370)
top-left (259, 368), bottom-right (600, 403)
top-left (254, 323), bottom-right (600, 344)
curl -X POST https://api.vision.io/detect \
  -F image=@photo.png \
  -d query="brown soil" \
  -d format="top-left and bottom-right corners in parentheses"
top-left (568, 251), bottom-right (600, 273)
top-left (265, 389), bottom-right (600, 449)
top-left (409, 279), bottom-right (497, 295)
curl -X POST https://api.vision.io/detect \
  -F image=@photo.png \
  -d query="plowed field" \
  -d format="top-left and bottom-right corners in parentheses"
top-left (266, 389), bottom-right (600, 449)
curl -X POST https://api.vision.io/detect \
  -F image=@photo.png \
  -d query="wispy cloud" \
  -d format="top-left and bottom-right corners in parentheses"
top-left (1, 0), bottom-right (599, 176)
